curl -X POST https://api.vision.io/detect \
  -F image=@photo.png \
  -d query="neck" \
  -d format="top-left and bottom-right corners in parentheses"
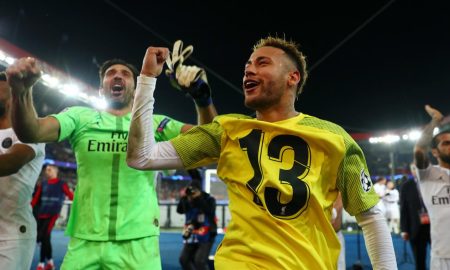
top-left (439, 160), bottom-right (450, 170)
top-left (255, 104), bottom-right (298, 122)
top-left (105, 104), bottom-right (132, 116)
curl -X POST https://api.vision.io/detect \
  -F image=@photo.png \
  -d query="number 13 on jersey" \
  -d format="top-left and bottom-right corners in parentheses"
top-left (238, 129), bottom-right (311, 220)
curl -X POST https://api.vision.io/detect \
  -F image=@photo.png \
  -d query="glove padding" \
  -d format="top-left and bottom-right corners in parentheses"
top-left (165, 40), bottom-right (193, 73)
top-left (165, 40), bottom-right (211, 107)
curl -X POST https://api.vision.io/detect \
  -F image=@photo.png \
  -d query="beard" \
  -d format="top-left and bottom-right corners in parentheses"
top-left (109, 100), bottom-right (128, 110)
top-left (244, 82), bottom-right (283, 111)
top-left (439, 151), bottom-right (450, 164)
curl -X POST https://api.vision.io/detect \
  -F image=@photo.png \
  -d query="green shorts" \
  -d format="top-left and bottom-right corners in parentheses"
top-left (61, 236), bottom-right (161, 270)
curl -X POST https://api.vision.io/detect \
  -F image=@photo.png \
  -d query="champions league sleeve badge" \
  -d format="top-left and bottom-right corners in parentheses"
top-left (360, 169), bottom-right (372, 192)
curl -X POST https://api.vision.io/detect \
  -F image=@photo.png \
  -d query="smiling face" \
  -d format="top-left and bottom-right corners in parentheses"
top-left (243, 46), bottom-right (299, 111)
top-left (99, 64), bottom-right (136, 109)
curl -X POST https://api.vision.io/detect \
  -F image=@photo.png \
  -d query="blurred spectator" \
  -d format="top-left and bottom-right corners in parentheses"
top-left (32, 165), bottom-right (74, 270)
top-left (383, 181), bottom-right (400, 234)
top-left (373, 176), bottom-right (387, 214)
top-left (177, 169), bottom-right (217, 270)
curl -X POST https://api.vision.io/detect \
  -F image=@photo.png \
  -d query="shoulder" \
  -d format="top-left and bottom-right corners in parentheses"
top-left (58, 106), bottom-right (94, 114)
top-left (299, 114), bottom-right (356, 146)
top-left (53, 106), bottom-right (98, 121)
top-left (299, 114), bottom-right (347, 134)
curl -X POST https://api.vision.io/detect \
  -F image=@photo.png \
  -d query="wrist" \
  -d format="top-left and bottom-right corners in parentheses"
top-left (194, 96), bottom-right (212, 107)
top-left (192, 80), bottom-right (211, 107)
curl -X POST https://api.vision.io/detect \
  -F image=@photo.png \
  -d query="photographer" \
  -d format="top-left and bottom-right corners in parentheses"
top-left (177, 171), bottom-right (217, 270)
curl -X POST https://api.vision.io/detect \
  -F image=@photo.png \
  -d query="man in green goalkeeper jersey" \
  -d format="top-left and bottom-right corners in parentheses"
top-left (5, 45), bottom-right (217, 269)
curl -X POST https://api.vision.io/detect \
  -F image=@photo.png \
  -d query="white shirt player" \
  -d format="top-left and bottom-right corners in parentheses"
top-left (416, 165), bottom-right (450, 259)
top-left (0, 127), bottom-right (45, 240)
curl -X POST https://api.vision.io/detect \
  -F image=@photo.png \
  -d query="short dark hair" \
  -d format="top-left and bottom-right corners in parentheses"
top-left (253, 36), bottom-right (308, 96)
top-left (432, 123), bottom-right (450, 148)
top-left (98, 59), bottom-right (139, 87)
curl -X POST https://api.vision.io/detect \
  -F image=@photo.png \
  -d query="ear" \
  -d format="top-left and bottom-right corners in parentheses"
top-left (287, 70), bottom-right (300, 88)
top-left (99, 88), bottom-right (105, 97)
top-left (431, 148), bottom-right (439, 159)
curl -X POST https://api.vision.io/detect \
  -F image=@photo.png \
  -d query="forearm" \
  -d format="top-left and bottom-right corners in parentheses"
top-left (0, 154), bottom-right (23, 175)
top-left (126, 76), bottom-right (183, 170)
top-left (356, 206), bottom-right (397, 269)
top-left (195, 103), bottom-right (217, 125)
top-left (414, 122), bottom-right (436, 169)
top-left (415, 106), bottom-right (443, 168)
top-left (11, 90), bottom-right (41, 142)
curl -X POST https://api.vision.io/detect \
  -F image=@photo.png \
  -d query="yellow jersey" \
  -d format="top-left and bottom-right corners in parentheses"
top-left (171, 113), bottom-right (378, 270)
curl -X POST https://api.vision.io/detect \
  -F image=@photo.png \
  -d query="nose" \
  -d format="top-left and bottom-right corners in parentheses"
top-left (244, 67), bottom-right (255, 78)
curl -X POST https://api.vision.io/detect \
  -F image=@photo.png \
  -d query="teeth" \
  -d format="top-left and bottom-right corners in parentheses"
top-left (112, 85), bottom-right (123, 91)
top-left (245, 81), bottom-right (257, 88)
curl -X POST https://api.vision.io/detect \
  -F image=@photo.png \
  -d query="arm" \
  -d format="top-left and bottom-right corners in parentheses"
top-left (31, 183), bottom-right (42, 208)
top-left (6, 57), bottom-right (60, 143)
top-left (62, 182), bottom-right (74, 200)
top-left (331, 192), bottom-right (343, 232)
top-left (356, 206), bottom-right (397, 269)
top-left (179, 100), bottom-right (218, 133)
top-left (177, 196), bottom-right (189, 214)
top-left (127, 46), bottom-right (185, 171)
top-left (165, 40), bottom-right (218, 127)
top-left (0, 143), bottom-right (36, 176)
top-left (414, 105), bottom-right (443, 169)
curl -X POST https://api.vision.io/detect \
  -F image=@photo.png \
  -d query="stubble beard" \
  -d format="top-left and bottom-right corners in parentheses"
top-left (439, 151), bottom-right (450, 165)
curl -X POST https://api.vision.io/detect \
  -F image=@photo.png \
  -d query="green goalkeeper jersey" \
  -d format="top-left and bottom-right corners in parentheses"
top-left (53, 106), bottom-right (184, 241)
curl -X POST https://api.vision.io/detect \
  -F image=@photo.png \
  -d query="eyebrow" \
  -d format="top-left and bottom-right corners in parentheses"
top-left (246, 56), bottom-right (270, 65)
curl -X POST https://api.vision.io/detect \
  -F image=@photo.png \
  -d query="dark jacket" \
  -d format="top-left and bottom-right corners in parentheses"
top-left (177, 191), bottom-right (217, 242)
top-left (400, 178), bottom-right (428, 239)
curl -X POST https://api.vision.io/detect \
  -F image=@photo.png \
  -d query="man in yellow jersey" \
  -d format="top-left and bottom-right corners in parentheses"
top-left (5, 40), bottom-right (217, 269)
top-left (127, 37), bottom-right (397, 269)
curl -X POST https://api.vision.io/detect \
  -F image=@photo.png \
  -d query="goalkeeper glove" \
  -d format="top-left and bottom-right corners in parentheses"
top-left (165, 40), bottom-right (212, 107)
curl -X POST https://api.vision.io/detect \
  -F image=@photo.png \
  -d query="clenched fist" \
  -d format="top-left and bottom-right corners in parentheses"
top-left (6, 57), bottom-right (42, 96)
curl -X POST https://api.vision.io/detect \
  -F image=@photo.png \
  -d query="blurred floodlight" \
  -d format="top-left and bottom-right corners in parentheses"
top-left (41, 73), bottom-right (60, 88)
top-left (407, 130), bottom-right (421, 141)
top-left (61, 83), bottom-right (81, 96)
top-left (5, 56), bottom-right (15, 65)
top-left (369, 134), bottom-right (400, 144)
top-left (0, 50), bottom-right (6, 61)
top-left (90, 96), bottom-right (107, 109)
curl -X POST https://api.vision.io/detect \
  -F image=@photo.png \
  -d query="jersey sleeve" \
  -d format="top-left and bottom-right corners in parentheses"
top-left (51, 106), bottom-right (83, 142)
top-left (153, 114), bottom-right (185, 142)
top-left (170, 119), bottom-right (223, 169)
top-left (337, 134), bottom-right (379, 216)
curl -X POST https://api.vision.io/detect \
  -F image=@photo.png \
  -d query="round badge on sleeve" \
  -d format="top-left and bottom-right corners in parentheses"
top-left (19, 225), bottom-right (27, 233)
top-left (2, 137), bottom-right (13, 148)
top-left (360, 169), bottom-right (372, 192)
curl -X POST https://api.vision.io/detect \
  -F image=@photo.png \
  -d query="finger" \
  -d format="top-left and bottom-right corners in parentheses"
top-left (181, 45), bottom-right (194, 61)
top-left (177, 66), bottom-right (190, 87)
top-left (156, 48), bottom-right (169, 64)
top-left (186, 66), bottom-right (198, 85)
top-left (173, 40), bottom-right (183, 60)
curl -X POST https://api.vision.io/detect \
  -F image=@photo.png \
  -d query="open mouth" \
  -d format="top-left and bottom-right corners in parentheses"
top-left (243, 79), bottom-right (259, 91)
top-left (111, 83), bottom-right (124, 97)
